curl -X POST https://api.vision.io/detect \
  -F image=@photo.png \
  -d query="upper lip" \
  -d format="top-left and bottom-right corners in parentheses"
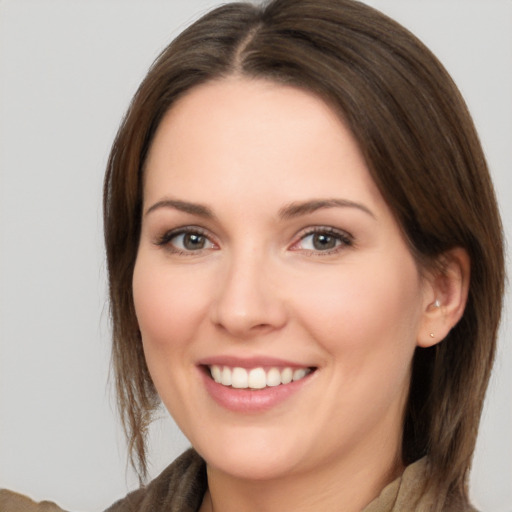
top-left (197, 355), bottom-right (314, 369)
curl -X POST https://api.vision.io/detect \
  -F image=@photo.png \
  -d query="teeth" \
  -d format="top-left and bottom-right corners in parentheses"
top-left (293, 368), bottom-right (307, 381)
top-left (281, 367), bottom-right (293, 384)
top-left (248, 367), bottom-right (266, 389)
top-left (221, 366), bottom-right (232, 386)
top-left (211, 365), bottom-right (222, 383)
top-left (266, 367), bottom-right (281, 387)
top-left (232, 367), bottom-right (248, 388)
top-left (209, 365), bottom-right (311, 389)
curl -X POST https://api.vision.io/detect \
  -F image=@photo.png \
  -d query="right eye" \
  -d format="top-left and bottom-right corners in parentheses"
top-left (156, 228), bottom-right (217, 254)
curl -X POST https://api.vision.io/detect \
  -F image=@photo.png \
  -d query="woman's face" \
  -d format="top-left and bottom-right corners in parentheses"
top-left (133, 78), bottom-right (433, 481)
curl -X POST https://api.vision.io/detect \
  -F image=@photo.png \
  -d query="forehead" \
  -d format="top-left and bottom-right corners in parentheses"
top-left (143, 77), bottom-right (384, 211)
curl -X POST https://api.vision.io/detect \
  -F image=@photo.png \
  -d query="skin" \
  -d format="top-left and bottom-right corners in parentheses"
top-left (132, 78), bottom-right (465, 512)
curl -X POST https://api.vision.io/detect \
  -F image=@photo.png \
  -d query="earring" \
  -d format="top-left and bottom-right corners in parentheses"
top-left (433, 299), bottom-right (441, 308)
top-left (430, 333), bottom-right (435, 338)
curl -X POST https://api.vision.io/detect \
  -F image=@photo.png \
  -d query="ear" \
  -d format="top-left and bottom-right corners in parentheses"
top-left (417, 248), bottom-right (470, 348)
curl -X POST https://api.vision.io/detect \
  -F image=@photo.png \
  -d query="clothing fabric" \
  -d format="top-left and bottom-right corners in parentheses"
top-left (0, 449), bottom-right (477, 512)
top-left (0, 489), bottom-right (68, 512)
top-left (105, 449), bottom-right (206, 512)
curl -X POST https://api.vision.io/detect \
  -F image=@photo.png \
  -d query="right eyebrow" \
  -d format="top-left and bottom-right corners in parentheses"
top-left (144, 199), bottom-right (215, 219)
top-left (278, 198), bottom-right (375, 220)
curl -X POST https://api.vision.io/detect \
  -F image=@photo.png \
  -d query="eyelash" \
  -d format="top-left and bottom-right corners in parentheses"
top-left (154, 226), bottom-right (353, 256)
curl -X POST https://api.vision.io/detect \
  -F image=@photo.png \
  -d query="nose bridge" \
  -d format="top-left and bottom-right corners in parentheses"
top-left (211, 242), bottom-right (286, 337)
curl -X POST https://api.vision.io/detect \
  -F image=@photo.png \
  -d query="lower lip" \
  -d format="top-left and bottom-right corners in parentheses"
top-left (200, 368), bottom-right (313, 413)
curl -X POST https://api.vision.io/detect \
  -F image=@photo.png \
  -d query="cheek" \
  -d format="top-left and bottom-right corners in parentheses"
top-left (290, 255), bottom-right (424, 360)
top-left (132, 255), bottom-right (211, 354)
top-left (290, 256), bottom-right (424, 434)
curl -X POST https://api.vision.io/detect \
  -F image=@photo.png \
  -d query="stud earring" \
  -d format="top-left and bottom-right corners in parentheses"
top-left (430, 333), bottom-right (435, 338)
top-left (433, 299), bottom-right (441, 308)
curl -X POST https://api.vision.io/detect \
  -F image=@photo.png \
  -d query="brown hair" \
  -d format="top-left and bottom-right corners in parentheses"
top-left (103, 0), bottom-right (504, 506)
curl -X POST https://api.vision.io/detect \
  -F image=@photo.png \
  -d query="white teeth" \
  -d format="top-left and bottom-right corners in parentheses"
top-left (231, 367), bottom-right (248, 388)
top-left (281, 367), bottom-right (293, 384)
top-left (248, 367), bottom-right (266, 389)
top-left (293, 368), bottom-right (307, 381)
top-left (211, 365), bottom-right (222, 383)
top-left (266, 367), bottom-right (281, 387)
top-left (221, 366), bottom-right (232, 386)
top-left (209, 365), bottom-right (311, 389)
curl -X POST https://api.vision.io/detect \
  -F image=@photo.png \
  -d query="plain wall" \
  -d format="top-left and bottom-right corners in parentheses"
top-left (0, 1), bottom-right (511, 511)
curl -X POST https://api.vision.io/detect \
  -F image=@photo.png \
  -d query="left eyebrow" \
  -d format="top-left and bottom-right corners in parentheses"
top-left (144, 199), bottom-right (215, 218)
top-left (278, 198), bottom-right (376, 219)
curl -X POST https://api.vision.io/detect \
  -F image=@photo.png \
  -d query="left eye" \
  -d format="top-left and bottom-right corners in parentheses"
top-left (156, 229), bottom-right (216, 253)
top-left (293, 230), bottom-right (352, 252)
top-left (172, 232), bottom-right (212, 251)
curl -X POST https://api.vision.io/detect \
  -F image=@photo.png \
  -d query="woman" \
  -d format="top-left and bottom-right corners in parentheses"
top-left (0, 0), bottom-right (504, 510)
top-left (102, 0), bottom-right (504, 510)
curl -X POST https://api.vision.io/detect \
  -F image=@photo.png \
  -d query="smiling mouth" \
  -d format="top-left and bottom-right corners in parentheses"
top-left (207, 365), bottom-right (315, 390)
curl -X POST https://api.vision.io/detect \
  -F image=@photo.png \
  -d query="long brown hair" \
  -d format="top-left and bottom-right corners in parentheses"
top-left (103, 0), bottom-right (504, 506)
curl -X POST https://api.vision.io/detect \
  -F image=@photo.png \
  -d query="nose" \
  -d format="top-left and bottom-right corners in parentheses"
top-left (210, 249), bottom-right (288, 339)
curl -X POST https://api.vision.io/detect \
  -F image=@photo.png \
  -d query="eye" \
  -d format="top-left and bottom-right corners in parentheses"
top-left (291, 228), bottom-right (353, 254)
top-left (155, 228), bottom-right (216, 254)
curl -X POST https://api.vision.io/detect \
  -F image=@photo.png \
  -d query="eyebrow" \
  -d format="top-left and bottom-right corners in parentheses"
top-left (145, 199), bottom-right (215, 218)
top-left (279, 198), bottom-right (375, 219)
top-left (144, 197), bottom-right (375, 220)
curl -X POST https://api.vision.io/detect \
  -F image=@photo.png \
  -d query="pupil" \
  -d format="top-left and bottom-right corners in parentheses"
top-left (313, 233), bottom-right (335, 250)
top-left (184, 233), bottom-right (205, 250)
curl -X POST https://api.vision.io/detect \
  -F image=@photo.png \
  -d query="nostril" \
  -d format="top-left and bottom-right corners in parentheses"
top-left (252, 323), bottom-right (273, 331)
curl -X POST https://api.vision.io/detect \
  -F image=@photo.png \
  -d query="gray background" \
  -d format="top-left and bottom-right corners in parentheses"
top-left (0, 1), bottom-right (511, 511)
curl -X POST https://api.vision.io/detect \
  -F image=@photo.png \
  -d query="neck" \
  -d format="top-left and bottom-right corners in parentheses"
top-left (200, 444), bottom-right (403, 512)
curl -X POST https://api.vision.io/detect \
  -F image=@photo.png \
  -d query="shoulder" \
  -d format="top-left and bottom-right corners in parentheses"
top-left (0, 489), bottom-right (68, 512)
top-left (105, 448), bottom-right (206, 512)
top-left (363, 458), bottom-right (479, 512)
top-left (0, 450), bottom-right (205, 512)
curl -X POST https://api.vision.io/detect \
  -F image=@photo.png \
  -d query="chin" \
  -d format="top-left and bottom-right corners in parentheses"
top-left (206, 449), bottom-right (303, 481)
top-left (191, 426), bottom-right (312, 481)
